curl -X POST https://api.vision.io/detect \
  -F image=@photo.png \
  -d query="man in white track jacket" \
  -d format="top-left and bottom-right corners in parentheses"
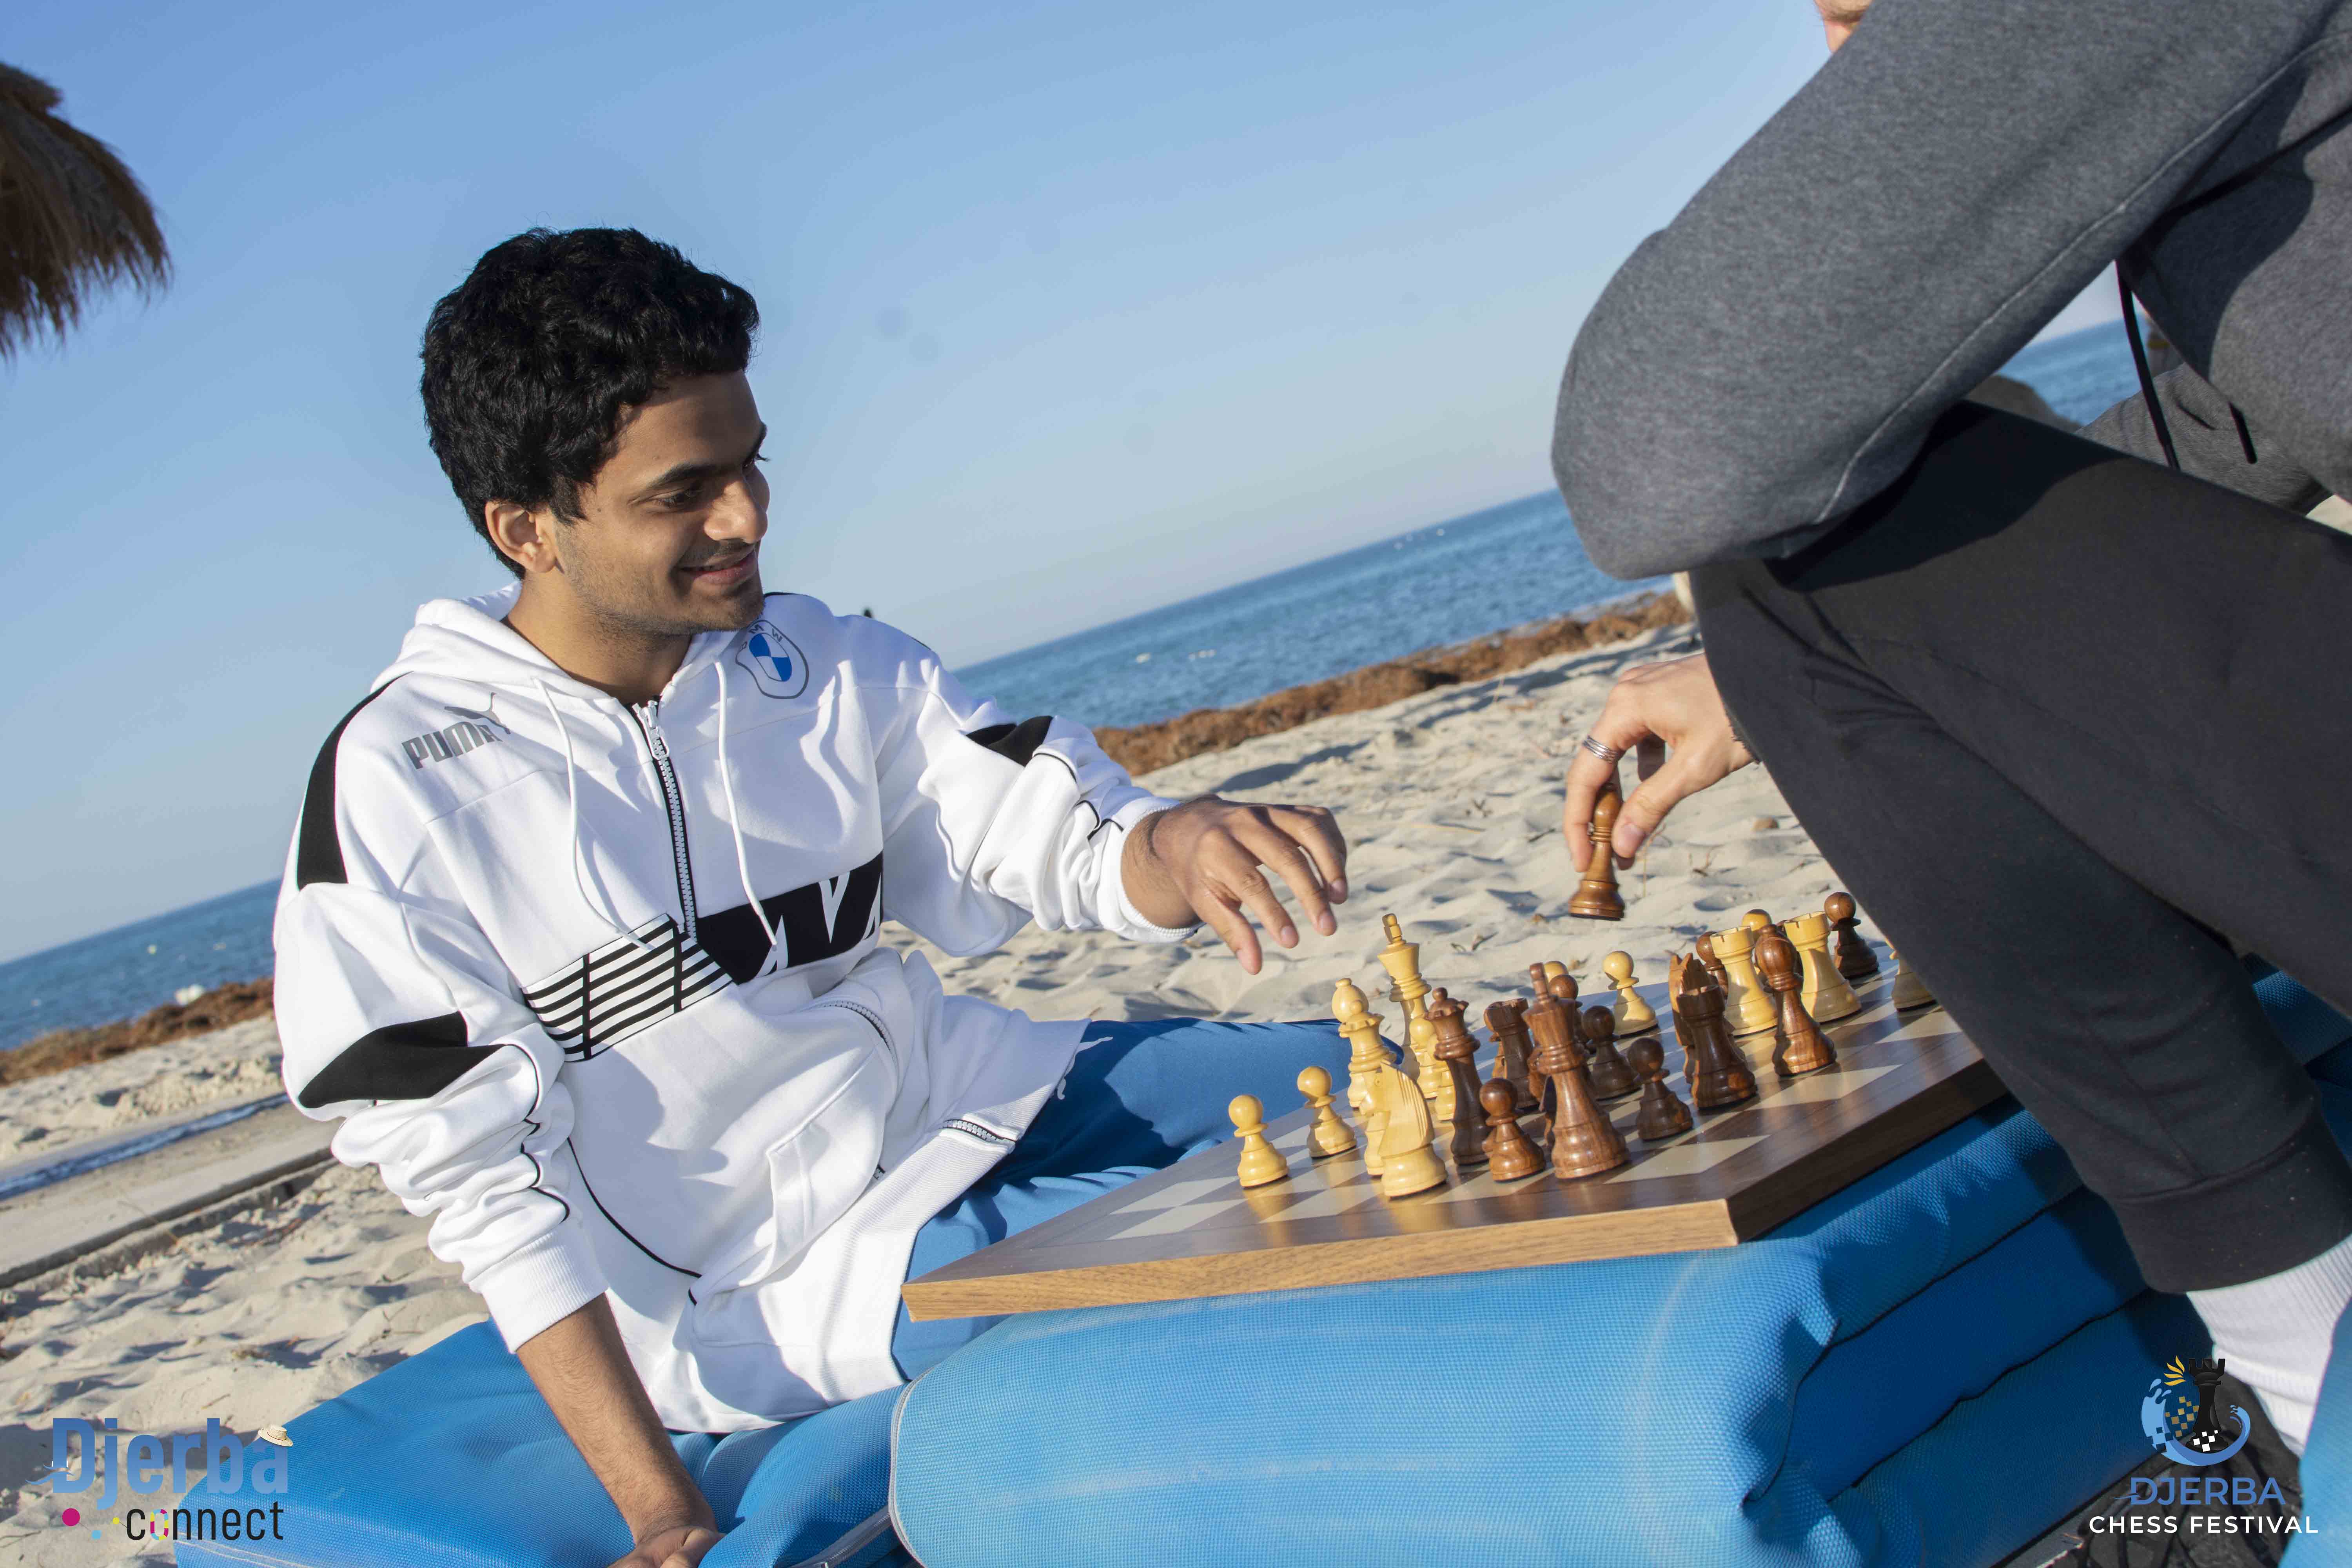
top-left (272, 229), bottom-right (1348, 1567)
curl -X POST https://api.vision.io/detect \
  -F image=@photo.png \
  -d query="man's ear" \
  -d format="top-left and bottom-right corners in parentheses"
top-left (484, 499), bottom-right (561, 576)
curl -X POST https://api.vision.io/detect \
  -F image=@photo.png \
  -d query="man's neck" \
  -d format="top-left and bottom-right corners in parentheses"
top-left (505, 581), bottom-right (693, 707)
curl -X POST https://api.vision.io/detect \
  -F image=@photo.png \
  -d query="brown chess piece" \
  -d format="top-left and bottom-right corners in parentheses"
top-left (1580, 1005), bottom-right (1640, 1101)
top-left (1753, 926), bottom-right (1836, 1078)
top-left (1428, 991), bottom-right (1489, 1168)
top-left (1695, 930), bottom-right (1733, 993)
top-left (1568, 783), bottom-right (1627, 920)
top-left (1675, 955), bottom-right (1759, 1111)
top-left (1486, 1000), bottom-right (1540, 1115)
top-left (1481, 1080), bottom-right (1546, 1181)
top-left (1524, 965), bottom-right (1630, 1179)
top-left (1828, 891), bottom-right (1879, 981)
top-left (1627, 1036), bottom-right (1692, 1141)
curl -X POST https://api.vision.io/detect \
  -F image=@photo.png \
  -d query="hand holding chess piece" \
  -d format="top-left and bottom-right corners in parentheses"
top-left (1560, 651), bottom-right (1755, 880)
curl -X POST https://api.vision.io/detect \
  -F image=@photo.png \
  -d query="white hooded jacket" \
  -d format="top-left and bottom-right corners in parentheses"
top-left (271, 585), bottom-right (1191, 1431)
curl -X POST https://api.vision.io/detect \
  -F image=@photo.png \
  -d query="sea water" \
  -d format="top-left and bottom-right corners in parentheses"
top-left (0, 323), bottom-right (2145, 1049)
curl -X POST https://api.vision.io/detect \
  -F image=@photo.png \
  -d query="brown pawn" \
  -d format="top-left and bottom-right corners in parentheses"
top-left (1580, 1005), bottom-right (1640, 1102)
top-left (1481, 1080), bottom-right (1546, 1181)
top-left (1675, 955), bottom-right (1759, 1111)
top-left (1754, 926), bottom-right (1836, 1078)
top-left (1694, 931), bottom-right (1733, 993)
top-left (1568, 783), bottom-right (1627, 920)
top-left (1827, 892), bottom-right (1879, 981)
top-left (1524, 969), bottom-right (1630, 1179)
top-left (1486, 1000), bottom-right (1540, 1115)
top-left (1427, 991), bottom-right (1489, 1169)
top-left (1627, 1036), bottom-right (1693, 1141)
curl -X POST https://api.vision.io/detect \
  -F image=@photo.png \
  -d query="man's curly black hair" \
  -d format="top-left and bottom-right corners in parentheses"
top-left (420, 228), bottom-right (760, 574)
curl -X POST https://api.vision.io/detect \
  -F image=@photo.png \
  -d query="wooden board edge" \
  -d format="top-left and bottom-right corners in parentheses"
top-left (900, 1198), bottom-right (1742, 1320)
top-left (1723, 1058), bottom-right (2011, 1239)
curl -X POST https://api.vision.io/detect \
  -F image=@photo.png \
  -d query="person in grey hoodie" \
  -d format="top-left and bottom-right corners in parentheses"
top-left (1552, 0), bottom-right (2352, 1453)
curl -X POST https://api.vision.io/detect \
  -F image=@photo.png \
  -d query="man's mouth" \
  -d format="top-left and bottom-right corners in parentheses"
top-left (683, 551), bottom-right (757, 585)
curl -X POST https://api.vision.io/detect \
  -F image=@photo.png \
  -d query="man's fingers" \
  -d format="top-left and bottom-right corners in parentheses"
top-left (1267, 806), bottom-right (1348, 903)
top-left (1613, 751), bottom-right (1718, 862)
top-left (1201, 892), bottom-right (1264, 974)
top-left (1218, 858), bottom-right (1299, 954)
top-left (1235, 818), bottom-right (1334, 936)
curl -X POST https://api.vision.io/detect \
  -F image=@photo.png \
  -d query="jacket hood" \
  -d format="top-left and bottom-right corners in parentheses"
top-left (377, 583), bottom-right (735, 702)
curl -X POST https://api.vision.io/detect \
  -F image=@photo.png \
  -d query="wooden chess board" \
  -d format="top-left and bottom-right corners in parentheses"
top-left (901, 967), bottom-right (2005, 1321)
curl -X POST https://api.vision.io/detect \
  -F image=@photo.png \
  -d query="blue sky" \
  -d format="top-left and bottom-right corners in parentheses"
top-left (0, 0), bottom-right (2118, 963)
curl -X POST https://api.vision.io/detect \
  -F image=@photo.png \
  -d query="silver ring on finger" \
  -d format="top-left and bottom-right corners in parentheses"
top-left (1579, 734), bottom-right (1626, 765)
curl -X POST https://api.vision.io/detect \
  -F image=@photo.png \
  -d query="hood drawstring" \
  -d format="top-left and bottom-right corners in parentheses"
top-left (534, 679), bottom-right (655, 956)
top-left (714, 657), bottom-right (783, 977)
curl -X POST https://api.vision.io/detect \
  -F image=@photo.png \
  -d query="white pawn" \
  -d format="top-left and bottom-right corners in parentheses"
top-left (1890, 950), bottom-right (1936, 1011)
top-left (1602, 951), bottom-right (1658, 1033)
top-left (1230, 1095), bottom-right (1291, 1187)
top-left (1298, 1065), bottom-right (1357, 1157)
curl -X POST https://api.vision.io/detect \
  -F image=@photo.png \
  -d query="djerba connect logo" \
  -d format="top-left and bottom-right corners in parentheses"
top-left (44, 1414), bottom-right (294, 1547)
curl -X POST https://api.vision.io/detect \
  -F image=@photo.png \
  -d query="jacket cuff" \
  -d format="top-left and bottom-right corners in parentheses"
top-left (1100, 797), bottom-right (1201, 943)
top-left (1723, 697), bottom-right (1757, 762)
top-left (471, 1222), bottom-right (609, 1353)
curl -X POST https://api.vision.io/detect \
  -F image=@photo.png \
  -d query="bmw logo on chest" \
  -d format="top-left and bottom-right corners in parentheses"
top-left (735, 621), bottom-right (811, 699)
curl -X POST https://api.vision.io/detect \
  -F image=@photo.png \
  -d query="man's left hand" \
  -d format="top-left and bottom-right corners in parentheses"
top-left (1122, 797), bottom-right (1348, 973)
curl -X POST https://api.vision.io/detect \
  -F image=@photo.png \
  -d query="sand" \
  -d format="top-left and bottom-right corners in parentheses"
top-left (0, 618), bottom-right (1850, 1563)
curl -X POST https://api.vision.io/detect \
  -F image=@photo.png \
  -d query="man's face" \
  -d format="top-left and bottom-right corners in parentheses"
top-left (1814, 0), bottom-right (1870, 51)
top-left (537, 372), bottom-right (771, 637)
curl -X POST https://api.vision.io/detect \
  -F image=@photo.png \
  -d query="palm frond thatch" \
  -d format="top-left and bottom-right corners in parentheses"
top-left (0, 62), bottom-right (169, 359)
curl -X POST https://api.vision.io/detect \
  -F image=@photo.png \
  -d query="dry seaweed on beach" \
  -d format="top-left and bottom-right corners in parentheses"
top-left (0, 977), bottom-right (275, 1087)
top-left (1092, 590), bottom-right (1689, 776)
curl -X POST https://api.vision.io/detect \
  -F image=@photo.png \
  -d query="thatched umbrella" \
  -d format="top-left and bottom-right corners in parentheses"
top-left (0, 63), bottom-right (169, 359)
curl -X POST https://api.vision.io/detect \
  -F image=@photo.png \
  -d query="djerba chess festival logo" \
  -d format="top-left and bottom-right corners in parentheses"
top-left (735, 621), bottom-right (808, 699)
top-left (2141, 1356), bottom-right (2250, 1465)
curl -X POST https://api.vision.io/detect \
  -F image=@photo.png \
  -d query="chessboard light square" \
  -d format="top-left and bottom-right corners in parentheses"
top-left (1116, 1177), bottom-right (1234, 1214)
top-left (1271, 1183), bottom-right (1383, 1220)
top-left (1274, 1124), bottom-right (1314, 1151)
top-left (1606, 1135), bottom-right (1765, 1183)
top-left (1885, 1012), bottom-right (1960, 1045)
top-left (1756, 1064), bottom-right (1898, 1106)
top-left (1111, 1198), bottom-right (1249, 1238)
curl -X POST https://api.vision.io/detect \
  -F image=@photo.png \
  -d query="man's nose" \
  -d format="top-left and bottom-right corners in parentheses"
top-left (709, 482), bottom-right (766, 544)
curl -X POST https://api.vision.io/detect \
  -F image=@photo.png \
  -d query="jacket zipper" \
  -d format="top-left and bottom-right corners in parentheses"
top-left (626, 701), bottom-right (700, 947)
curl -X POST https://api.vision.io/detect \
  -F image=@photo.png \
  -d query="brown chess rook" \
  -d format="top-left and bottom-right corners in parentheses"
top-left (1568, 783), bottom-right (1628, 920)
top-left (1827, 892), bottom-right (1879, 980)
top-left (1428, 991), bottom-right (1490, 1168)
top-left (1486, 1000), bottom-right (1540, 1115)
top-left (1753, 926), bottom-right (1836, 1078)
top-left (1580, 1005), bottom-right (1640, 1101)
top-left (1626, 1036), bottom-right (1693, 1141)
top-left (1480, 1080), bottom-right (1547, 1181)
top-left (1674, 954), bottom-right (1759, 1111)
top-left (1524, 964), bottom-right (1630, 1178)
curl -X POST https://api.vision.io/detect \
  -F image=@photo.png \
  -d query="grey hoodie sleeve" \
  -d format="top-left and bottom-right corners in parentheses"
top-left (2080, 363), bottom-right (2332, 514)
top-left (1552, 0), bottom-right (2345, 579)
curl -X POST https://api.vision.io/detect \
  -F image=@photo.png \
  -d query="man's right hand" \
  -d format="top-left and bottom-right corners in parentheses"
top-left (610, 1521), bottom-right (725, 1568)
top-left (1563, 651), bottom-right (1754, 867)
